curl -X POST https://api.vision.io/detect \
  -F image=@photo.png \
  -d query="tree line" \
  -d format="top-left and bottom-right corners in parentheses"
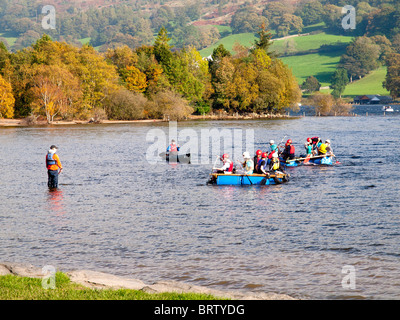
top-left (0, 27), bottom-right (301, 122)
top-left (3, 1), bottom-right (400, 52)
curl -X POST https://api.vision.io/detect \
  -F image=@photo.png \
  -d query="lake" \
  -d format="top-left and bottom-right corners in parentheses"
top-left (1, 107), bottom-right (399, 299)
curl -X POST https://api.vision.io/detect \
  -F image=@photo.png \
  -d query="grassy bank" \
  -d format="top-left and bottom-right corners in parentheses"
top-left (0, 273), bottom-right (222, 300)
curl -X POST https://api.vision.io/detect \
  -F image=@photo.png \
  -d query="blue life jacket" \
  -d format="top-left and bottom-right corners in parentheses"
top-left (46, 153), bottom-right (56, 166)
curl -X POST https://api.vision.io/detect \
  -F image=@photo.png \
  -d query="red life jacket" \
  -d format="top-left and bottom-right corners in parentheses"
top-left (289, 145), bottom-right (295, 154)
top-left (169, 144), bottom-right (178, 152)
top-left (227, 161), bottom-right (233, 172)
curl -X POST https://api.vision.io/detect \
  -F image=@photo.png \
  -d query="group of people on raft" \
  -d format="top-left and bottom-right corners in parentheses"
top-left (213, 136), bottom-right (335, 175)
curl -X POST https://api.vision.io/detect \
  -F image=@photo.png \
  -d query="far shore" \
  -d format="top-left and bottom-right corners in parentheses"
top-left (0, 113), bottom-right (294, 127)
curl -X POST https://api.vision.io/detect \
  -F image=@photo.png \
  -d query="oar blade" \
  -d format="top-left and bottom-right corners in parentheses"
top-left (303, 154), bottom-right (311, 164)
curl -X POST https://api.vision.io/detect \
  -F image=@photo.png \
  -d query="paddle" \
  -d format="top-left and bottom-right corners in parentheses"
top-left (235, 159), bottom-right (253, 185)
top-left (260, 172), bottom-right (270, 185)
top-left (286, 154), bottom-right (332, 162)
top-left (244, 173), bottom-right (253, 185)
top-left (303, 153), bottom-right (311, 164)
top-left (211, 155), bottom-right (221, 173)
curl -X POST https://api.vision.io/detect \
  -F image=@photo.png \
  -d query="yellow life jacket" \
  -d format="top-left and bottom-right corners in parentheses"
top-left (271, 158), bottom-right (280, 171)
top-left (318, 143), bottom-right (327, 154)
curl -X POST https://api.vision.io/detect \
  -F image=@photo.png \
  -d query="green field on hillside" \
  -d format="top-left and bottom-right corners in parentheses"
top-left (199, 32), bottom-right (258, 57)
top-left (200, 30), bottom-right (354, 89)
top-left (280, 52), bottom-right (344, 87)
top-left (0, 32), bottom-right (18, 47)
top-left (342, 66), bottom-right (389, 96)
top-left (271, 32), bottom-right (353, 55)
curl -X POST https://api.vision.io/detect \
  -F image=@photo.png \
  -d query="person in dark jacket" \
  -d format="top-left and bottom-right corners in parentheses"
top-left (281, 139), bottom-right (295, 161)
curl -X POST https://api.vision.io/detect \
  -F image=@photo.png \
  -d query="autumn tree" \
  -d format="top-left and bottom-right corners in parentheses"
top-left (148, 89), bottom-right (194, 120)
top-left (310, 92), bottom-right (334, 116)
top-left (71, 45), bottom-right (119, 116)
top-left (29, 64), bottom-right (81, 123)
top-left (0, 74), bottom-right (15, 118)
top-left (121, 65), bottom-right (147, 93)
top-left (104, 45), bottom-right (138, 72)
top-left (103, 88), bottom-right (147, 120)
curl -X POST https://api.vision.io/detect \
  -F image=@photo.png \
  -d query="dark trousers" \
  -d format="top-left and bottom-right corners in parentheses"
top-left (47, 170), bottom-right (59, 189)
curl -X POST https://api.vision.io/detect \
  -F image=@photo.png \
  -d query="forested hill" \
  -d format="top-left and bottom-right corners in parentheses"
top-left (1, 0), bottom-right (400, 52)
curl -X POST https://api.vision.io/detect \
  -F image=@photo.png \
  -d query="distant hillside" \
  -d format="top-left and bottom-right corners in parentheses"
top-left (199, 24), bottom-right (390, 97)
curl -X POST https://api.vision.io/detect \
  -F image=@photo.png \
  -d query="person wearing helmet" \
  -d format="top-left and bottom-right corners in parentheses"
top-left (259, 152), bottom-right (269, 175)
top-left (269, 140), bottom-right (278, 153)
top-left (325, 140), bottom-right (335, 156)
top-left (267, 144), bottom-right (278, 166)
top-left (46, 145), bottom-right (63, 190)
top-left (214, 153), bottom-right (234, 174)
top-left (269, 152), bottom-right (280, 172)
top-left (304, 139), bottom-right (312, 155)
top-left (241, 151), bottom-right (254, 174)
top-left (317, 141), bottom-right (328, 155)
top-left (281, 139), bottom-right (296, 161)
top-left (310, 136), bottom-right (321, 155)
top-left (254, 149), bottom-right (263, 173)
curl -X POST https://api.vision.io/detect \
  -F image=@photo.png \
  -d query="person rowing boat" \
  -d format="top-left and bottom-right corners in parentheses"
top-left (213, 154), bottom-right (234, 174)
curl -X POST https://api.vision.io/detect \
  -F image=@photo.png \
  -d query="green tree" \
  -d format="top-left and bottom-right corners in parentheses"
top-left (339, 36), bottom-right (381, 81)
top-left (295, 1), bottom-right (324, 26)
top-left (301, 76), bottom-right (321, 94)
top-left (330, 68), bottom-right (349, 98)
top-left (154, 27), bottom-right (173, 70)
top-left (230, 7), bottom-right (268, 34)
top-left (383, 53), bottom-right (400, 99)
top-left (252, 23), bottom-right (276, 57)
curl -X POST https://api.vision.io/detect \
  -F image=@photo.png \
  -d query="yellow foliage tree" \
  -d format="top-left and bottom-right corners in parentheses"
top-left (122, 65), bottom-right (148, 93)
top-left (0, 74), bottom-right (15, 118)
top-left (30, 64), bottom-right (82, 123)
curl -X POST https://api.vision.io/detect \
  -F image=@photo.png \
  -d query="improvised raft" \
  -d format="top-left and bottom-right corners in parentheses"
top-left (207, 154), bottom-right (337, 186)
top-left (208, 172), bottom-right (289, 186)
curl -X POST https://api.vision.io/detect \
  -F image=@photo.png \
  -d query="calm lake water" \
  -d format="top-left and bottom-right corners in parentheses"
top-left (1, 106), bottom-right (399, 299)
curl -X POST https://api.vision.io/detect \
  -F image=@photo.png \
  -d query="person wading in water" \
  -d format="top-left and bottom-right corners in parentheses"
top-left (46, 145), bottom-right (63, 190)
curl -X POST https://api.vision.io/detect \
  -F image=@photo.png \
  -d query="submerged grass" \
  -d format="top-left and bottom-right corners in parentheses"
top-left (0, 273), bottom-right (223, 300)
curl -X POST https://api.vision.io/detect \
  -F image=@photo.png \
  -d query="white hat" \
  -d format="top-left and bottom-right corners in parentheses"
top-left (269, 140), bottom-right (274, 144)
top-left (272, 153), bottom-right (278, 158)
top-left (325, 139), bottom-right (330, 144)
top-left (243, 152), bottom-right (250, 159)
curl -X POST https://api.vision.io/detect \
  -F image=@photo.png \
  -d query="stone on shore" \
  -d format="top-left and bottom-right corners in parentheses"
top-left (66, 270), bottom-right (146, 290)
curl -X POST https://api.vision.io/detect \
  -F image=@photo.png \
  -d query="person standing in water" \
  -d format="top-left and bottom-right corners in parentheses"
top-left (46, 145), bottom-right (63, 189)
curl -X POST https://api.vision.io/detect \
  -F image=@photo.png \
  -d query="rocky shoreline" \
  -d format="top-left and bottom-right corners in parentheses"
top-left (0, 262), bottom-right (296, 300)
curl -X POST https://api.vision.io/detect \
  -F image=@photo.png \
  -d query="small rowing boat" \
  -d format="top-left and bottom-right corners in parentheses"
top-left (159, 151), bottom-right (191, 164)
top-left (207, 172), bottom-right (289, 186)
top-left (383, 106), bottom-right (394, 112)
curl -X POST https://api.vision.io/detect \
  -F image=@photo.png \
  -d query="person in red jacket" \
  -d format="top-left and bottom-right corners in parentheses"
top-left (214, 154), bottom-right (233, 174)
top-left (281, 139), bottom-right (295, 161)
top-left (46, 145), bottom-right (63, 189)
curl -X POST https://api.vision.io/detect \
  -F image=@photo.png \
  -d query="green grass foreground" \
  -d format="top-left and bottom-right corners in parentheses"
top-left (0, 273), bottom-right (223, 300)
